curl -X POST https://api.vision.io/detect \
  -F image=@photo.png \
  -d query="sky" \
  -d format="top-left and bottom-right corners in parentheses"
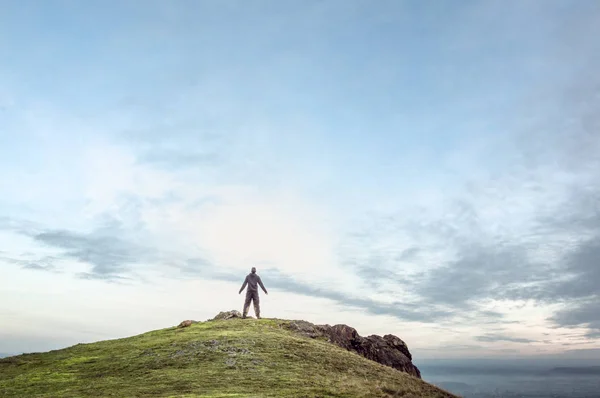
top-left (1, 0), bottom-right (599, 362)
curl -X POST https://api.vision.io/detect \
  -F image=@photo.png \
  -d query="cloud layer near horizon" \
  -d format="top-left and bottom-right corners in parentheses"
top-left (1, 0), bottom-right (599, 359)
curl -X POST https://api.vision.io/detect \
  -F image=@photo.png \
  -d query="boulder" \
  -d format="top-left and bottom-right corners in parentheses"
top-left (286, 320), bottom-right (330, 338)
top-left (211, 310), bottom-right (244, 320)
top-left (177, 320), bottom-right (198, 328)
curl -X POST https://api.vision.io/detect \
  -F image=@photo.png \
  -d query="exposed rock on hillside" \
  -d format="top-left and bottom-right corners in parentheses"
top-left (177, 320), bottom-right (198, 328)
top-left (207, 311), bottom-right (421, 379)
top-left (211, 310), bottom-right (244, 320)
top-left (286, 320), bottom-right (421, 378)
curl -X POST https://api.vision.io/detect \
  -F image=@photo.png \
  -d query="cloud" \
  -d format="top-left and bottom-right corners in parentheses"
top-left (0, 216), bottom-right (39, 235)
top-left (0, 255), bottom-right (56, 272)
top-left (29, 219), bottom-right (152, 280)
top-left (586, 331), bottom-right (600, 339)
top-left (412, 243), bottom-right (548, 309)
top-left (260, 268), bottom-right (453, 323)
top-left (475, 334), bottom-right (537, 344)
top-left (418, 344), bottom-right (486, 352)
top-left (334, 38), bottom-right (600, 339)
top-left (505, 202), bottom-right (600, 338)
top-left (21, 256), bottom-right (56, 272)
top-left (353, 168), bottom-right (600, 336)
top-left (550, 299), bottom-right (600, 339)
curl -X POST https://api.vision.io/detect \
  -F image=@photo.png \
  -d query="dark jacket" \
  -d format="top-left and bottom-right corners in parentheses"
top-left (239, 273), bottom-right (268, 295)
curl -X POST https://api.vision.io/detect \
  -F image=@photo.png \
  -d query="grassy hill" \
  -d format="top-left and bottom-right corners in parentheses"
top-left (0, 317), bottom-right (457, 397)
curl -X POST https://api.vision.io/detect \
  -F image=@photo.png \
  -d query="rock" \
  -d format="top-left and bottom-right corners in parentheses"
top-left (285, 321), bottom-right (421, 378)
top-left (211, 310), bottom-right (244, 321)
top-left (359, 334), bottom-right (420, 378)
top-left (177, 320), bottom-right (198, 328)
top-left (328, 324), bottom-right (360, 351)
top-left (287, 320), bottom-right (330, 338)
top-left (383, 334), bottom-right (412, 361)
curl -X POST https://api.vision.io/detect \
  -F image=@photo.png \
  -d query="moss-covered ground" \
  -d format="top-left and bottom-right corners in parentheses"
top-left (0, 318), bottom-right (458, 397)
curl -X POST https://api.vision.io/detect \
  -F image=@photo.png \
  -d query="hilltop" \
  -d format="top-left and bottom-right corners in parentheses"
top-left (0, 311), bottom-right (457, 397)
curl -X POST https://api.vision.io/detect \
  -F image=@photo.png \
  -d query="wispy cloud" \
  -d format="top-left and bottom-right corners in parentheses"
top-left (475, 334), bottom-right (538, 344)
top-left (10, 218), bottom-right (156, 281)
top-left (0, 254), bottom-right (57, 272)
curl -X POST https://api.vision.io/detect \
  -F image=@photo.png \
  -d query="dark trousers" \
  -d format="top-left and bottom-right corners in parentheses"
top-left (243, 290), bottom-right (260, 318)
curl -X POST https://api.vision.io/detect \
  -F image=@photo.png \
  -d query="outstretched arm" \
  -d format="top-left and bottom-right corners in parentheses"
top-left (239, 276), bottom-right (248, 294)
top-left (258, 276), bottom-right (268, 295)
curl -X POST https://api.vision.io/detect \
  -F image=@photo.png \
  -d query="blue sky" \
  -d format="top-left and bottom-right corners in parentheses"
top-left (1, 0), bottom-right (600, 361)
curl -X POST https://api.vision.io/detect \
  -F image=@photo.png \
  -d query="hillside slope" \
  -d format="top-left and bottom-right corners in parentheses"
top-left (0, 316), bottom-right (457, 397)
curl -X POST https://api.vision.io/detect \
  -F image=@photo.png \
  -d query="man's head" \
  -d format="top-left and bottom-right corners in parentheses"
top-left (251, 267), bottom-right (256, 274)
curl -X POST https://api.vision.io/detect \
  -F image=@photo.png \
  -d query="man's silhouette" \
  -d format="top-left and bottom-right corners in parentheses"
top-left (239, 267), bottom-right (268, 319)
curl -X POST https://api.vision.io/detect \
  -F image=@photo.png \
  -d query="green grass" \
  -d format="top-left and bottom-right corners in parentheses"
top-left (0, 318), bottom-right (458, 397)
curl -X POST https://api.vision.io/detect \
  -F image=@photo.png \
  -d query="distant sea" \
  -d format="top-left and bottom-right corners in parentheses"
top-left (419, 364), bottom-right (600, 398)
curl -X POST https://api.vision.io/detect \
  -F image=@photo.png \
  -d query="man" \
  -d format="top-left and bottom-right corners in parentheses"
top-left (239, 267), bottom-right (268, 319)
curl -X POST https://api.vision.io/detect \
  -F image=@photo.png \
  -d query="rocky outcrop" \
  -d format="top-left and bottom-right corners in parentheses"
top-left (197, 312), bottom-right (420, 378)
top-left (286, 320), bottom-right (420, 378)
top-left (211, 310), bottom-right (245, 320)
top-left (179, 311), bottom-right (252, 327)
top-left (177, 320), bottom-right (198, 328)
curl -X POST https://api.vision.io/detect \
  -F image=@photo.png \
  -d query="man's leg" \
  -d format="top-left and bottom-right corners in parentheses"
top-left (253, 291), bottom-right (261, 319)
top-left (243, 292), bottom-right (252, 318)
